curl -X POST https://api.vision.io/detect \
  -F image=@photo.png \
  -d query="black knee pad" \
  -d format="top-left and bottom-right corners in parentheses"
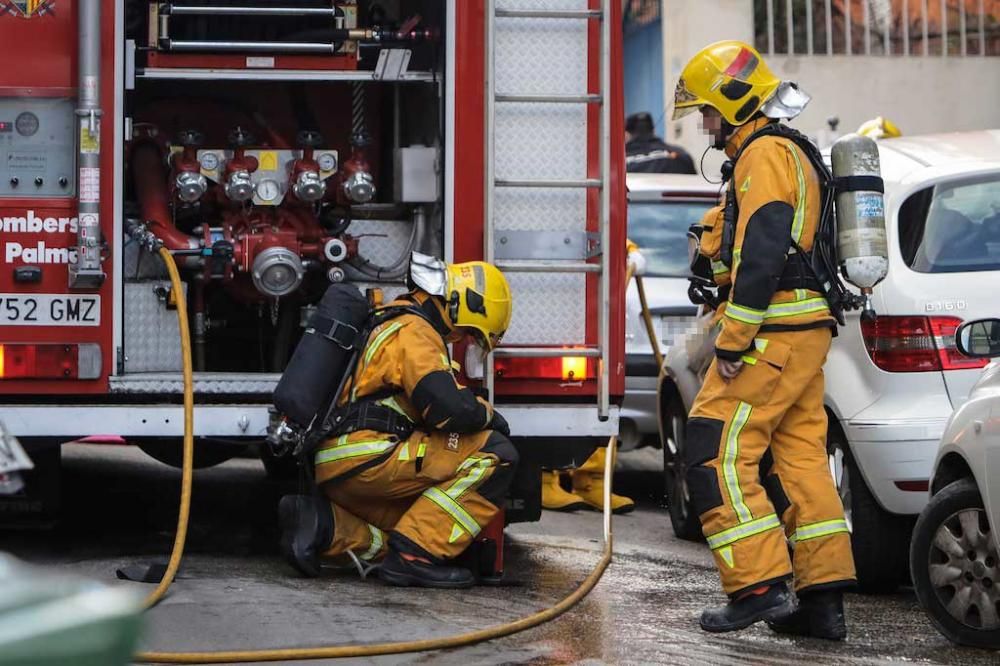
top-left (483, 431), bottom-right (519, 469)
top-left (684, 417), bottom-right (725, 516)
top-left (478, 432), bottom-right (518, 504)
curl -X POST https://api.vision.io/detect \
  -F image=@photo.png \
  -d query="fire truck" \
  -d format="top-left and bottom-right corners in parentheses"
top-left (0, 0), bottom-right (626, 523)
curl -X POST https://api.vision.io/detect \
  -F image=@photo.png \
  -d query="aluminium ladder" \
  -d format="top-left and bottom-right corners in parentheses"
top-left (484, 1), bottom-right (612, 419)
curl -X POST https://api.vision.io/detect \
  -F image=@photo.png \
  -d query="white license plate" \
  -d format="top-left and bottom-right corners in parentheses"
top-left (0, 293), bottom-right (100, 327)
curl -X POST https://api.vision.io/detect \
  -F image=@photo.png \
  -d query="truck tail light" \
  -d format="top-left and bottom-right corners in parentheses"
top-left (494, 357), bottom-right (596, 381)
top-left (0, 343), bottom-right (101, 380)
top-left (860, 316), bottom-right (988, 373)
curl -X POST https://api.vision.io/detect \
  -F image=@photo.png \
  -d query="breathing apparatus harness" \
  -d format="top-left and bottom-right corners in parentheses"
top-left (300, 300), bottom-right (437, 460)
top-left (692, 121), bottom-right (871, 325)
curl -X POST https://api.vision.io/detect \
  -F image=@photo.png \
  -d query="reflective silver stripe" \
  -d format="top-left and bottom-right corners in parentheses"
top-left (725, 302), bottom-right (766, 325)
top-left (789, 518), bottom-right (850, 544)
top-left (723, 402), bottom-right (754, 524)
top-left (423, 487), bottom-right (480, 537)
top-left (360, 524), bottom-right (385, 561)
top-left (446, 457), bottom-right (493, 500)
top-left (378, 395), bottom-right (412, 420)
top-left (706, 513), bottom-right (782, 550)
top-left (314, 438), bottom-right (397, 465)
top-left (364, 322), bottom-right (404, 367)
top-left (765, 297), bottom-right (829, 319)
top-left (786, 143), bottom-right (807, 243)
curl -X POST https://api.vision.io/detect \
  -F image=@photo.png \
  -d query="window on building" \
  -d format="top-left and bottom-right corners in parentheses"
top-left (753, 0), bottom-right (1000, 56)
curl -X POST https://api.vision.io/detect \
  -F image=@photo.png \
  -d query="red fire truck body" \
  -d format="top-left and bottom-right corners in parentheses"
top-left (0, 0), bottom-right (625, 521)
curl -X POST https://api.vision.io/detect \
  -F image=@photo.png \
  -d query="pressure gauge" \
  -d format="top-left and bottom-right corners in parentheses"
top-left (199, 152), bottom-right (220, 171)
top-left (15, 112), bottom-right (39, 137)
top-left (317, 153), bottom-right (337, 172)
top-left (256, 179), bottom-right (281, 202)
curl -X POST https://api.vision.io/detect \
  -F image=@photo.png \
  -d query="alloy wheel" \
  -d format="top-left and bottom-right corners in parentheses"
top-left (928, 508), bottom-right (1000, 630)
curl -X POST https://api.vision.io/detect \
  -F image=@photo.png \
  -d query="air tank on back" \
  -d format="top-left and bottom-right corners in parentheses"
top-left (830, 133), bottom-right (889, 318)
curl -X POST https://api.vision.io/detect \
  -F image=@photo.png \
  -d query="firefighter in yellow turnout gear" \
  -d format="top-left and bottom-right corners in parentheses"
top-left (279, 253), bottom-right (517, 589)
top-left (673, 41), bottom-right (856, 637)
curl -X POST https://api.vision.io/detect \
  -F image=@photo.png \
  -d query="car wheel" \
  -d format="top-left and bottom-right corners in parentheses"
top-left (662, 395), bottom-right (703, 542)
top-left (828, 425), bottom-right (911, 593)
top-left (911, 478), bottom-right (1000, 649)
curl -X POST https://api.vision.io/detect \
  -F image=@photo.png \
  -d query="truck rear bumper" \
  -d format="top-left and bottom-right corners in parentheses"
top-left (2, 404), bottom-right (620, 440)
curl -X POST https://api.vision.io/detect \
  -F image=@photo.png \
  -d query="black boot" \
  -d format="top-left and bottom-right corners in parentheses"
top-left (700, 583), bottom-right (795, 633)
top-left (378, 549), bottom-right (475, 589)
top-left (766, 589), bottom-right (847, 640)
top-left (278, 494), bottom-right (334, 578)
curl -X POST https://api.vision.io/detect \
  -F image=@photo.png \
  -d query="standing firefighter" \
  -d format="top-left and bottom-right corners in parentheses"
top-left (278, 254), bottom-right (517, 589)
top-left (673, 41), bottom-right (856, 637)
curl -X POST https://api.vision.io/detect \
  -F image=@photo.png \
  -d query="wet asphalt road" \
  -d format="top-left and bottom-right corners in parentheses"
top-left (5, 444), bottom-right (1000, 665)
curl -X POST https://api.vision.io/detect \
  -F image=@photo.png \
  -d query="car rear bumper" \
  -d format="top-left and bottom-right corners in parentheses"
top-left (621, 374), bottom-right (658, 449)
top-left (844, 417), bottom-right (949, 515)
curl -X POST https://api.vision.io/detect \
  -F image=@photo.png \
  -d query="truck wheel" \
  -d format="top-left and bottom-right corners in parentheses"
top-left (829, 426), bottom-right (911, 593)
top-left (662, 395), bottom-right (703, 542)
top-left (911, 478), bottom-right (1000, 648)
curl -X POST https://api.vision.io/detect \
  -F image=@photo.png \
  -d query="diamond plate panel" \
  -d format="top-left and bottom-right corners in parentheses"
top-left (123, 240), bottom-right (169, 279)
top-left (495, 187), bottom-right (587, 233)
top-left (496, 0), bottom-right (589, 9)
top-left (495, 11), bottom-right (589, 96)
top-left (504, 273), bottom-right (586, 345)
top-left (495, 103), bottom-right (587, 181)
top-left (110, 373), bottom-right (279, 394)
top-left (123, 281), bottom-right (186, 373)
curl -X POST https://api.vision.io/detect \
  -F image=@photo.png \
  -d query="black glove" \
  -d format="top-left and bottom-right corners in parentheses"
top-left (488, 410), bottom-right (510, 437)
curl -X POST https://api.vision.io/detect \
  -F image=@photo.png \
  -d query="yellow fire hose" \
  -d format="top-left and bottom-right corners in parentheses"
top-left (133, 248), bottom-right (615, 664)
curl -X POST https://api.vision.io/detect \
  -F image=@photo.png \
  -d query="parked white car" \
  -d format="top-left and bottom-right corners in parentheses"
top-left (620, 173), bottom-right (717, 452)
top-left (657, 130), bottom-right (1000, 590)
top-left (911, 318), bottom-right (1000, 649)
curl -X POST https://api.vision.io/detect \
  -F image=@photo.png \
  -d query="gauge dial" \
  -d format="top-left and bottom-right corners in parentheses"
top-left (256, 179), bottom-right (281, 202)
top-left (199, 152), bottom-right (220, 170)
top-left (15, 112), bottom-right (39, 137)
top-left (317, 153), bottom-right (337, 172)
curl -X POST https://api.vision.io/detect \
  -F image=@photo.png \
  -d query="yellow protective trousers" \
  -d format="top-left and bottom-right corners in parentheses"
top-left (316, 428), bottom-right (517, 565)
top-left (686, 327), bottom-right (856, 597)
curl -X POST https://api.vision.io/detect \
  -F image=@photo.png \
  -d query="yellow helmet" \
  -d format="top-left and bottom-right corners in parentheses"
top-left (857, 116), bottom-right (902, 140)
top-left (672, 40), bottom-right (781, 126)
top-left (409, 252), bottom-right (512, 351)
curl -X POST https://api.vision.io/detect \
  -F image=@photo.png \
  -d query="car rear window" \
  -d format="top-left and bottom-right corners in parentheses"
top-left (627, 201), bottom-right (714, 277)
top-left (899, 173), bottom-right (1000, 273)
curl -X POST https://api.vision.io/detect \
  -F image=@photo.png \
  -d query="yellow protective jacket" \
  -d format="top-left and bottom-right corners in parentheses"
top-left (700, 117), bottom-right (836, 361)
top-left (314, 291), bottom-right (495, 485)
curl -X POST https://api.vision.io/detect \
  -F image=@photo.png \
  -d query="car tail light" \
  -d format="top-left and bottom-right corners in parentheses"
top-left (860, 316), bottom-right (989, 373)
top-left (493, 357), bottom-right (596, 381)
top-left (0, 343), bottom-right (101, 379)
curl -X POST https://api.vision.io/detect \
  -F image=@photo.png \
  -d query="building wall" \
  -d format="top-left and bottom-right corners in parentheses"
top-left (661, 0), bottom-right (1000, 176)
top-left (624, 18), bottom-right (666, 136)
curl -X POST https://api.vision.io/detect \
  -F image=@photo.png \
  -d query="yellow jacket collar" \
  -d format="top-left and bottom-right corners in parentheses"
top-left (725, 117), bottom-right (774, 159)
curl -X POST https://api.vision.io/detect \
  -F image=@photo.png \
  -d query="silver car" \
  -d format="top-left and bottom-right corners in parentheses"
top-left (911, 318), bottom-right (1000, 649)
top-left (620, 173), bottom-right (717, 453)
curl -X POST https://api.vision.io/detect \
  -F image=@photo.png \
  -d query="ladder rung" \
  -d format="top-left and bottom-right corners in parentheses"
top-left (493, 347), bottom-right (601, 359)
top-left (496, 178), bottom-right (601, 189)
top-left (495, 93), bottom-right (602, 104)
top-left (496, 260), bottom-right (600, 274)
top-left (496, 9), bottom-right (602, 19)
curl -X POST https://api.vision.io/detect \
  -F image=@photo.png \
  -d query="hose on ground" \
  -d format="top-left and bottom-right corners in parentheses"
top-left (141, 248), bottom-right (195, 610)
top-left (135, 247), bottom-right (615, 663)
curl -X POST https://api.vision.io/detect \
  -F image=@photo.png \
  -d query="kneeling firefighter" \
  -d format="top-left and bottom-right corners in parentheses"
top-left (278, 253), bottom-right (517, 589)
top-left (674, 41), bottom-right (859, 637)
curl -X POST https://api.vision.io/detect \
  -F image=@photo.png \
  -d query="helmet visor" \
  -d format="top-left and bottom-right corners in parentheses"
top-left (671, 78), bottom-right (702, 121)
top-left (469, 328), bottom-right (503, 353)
